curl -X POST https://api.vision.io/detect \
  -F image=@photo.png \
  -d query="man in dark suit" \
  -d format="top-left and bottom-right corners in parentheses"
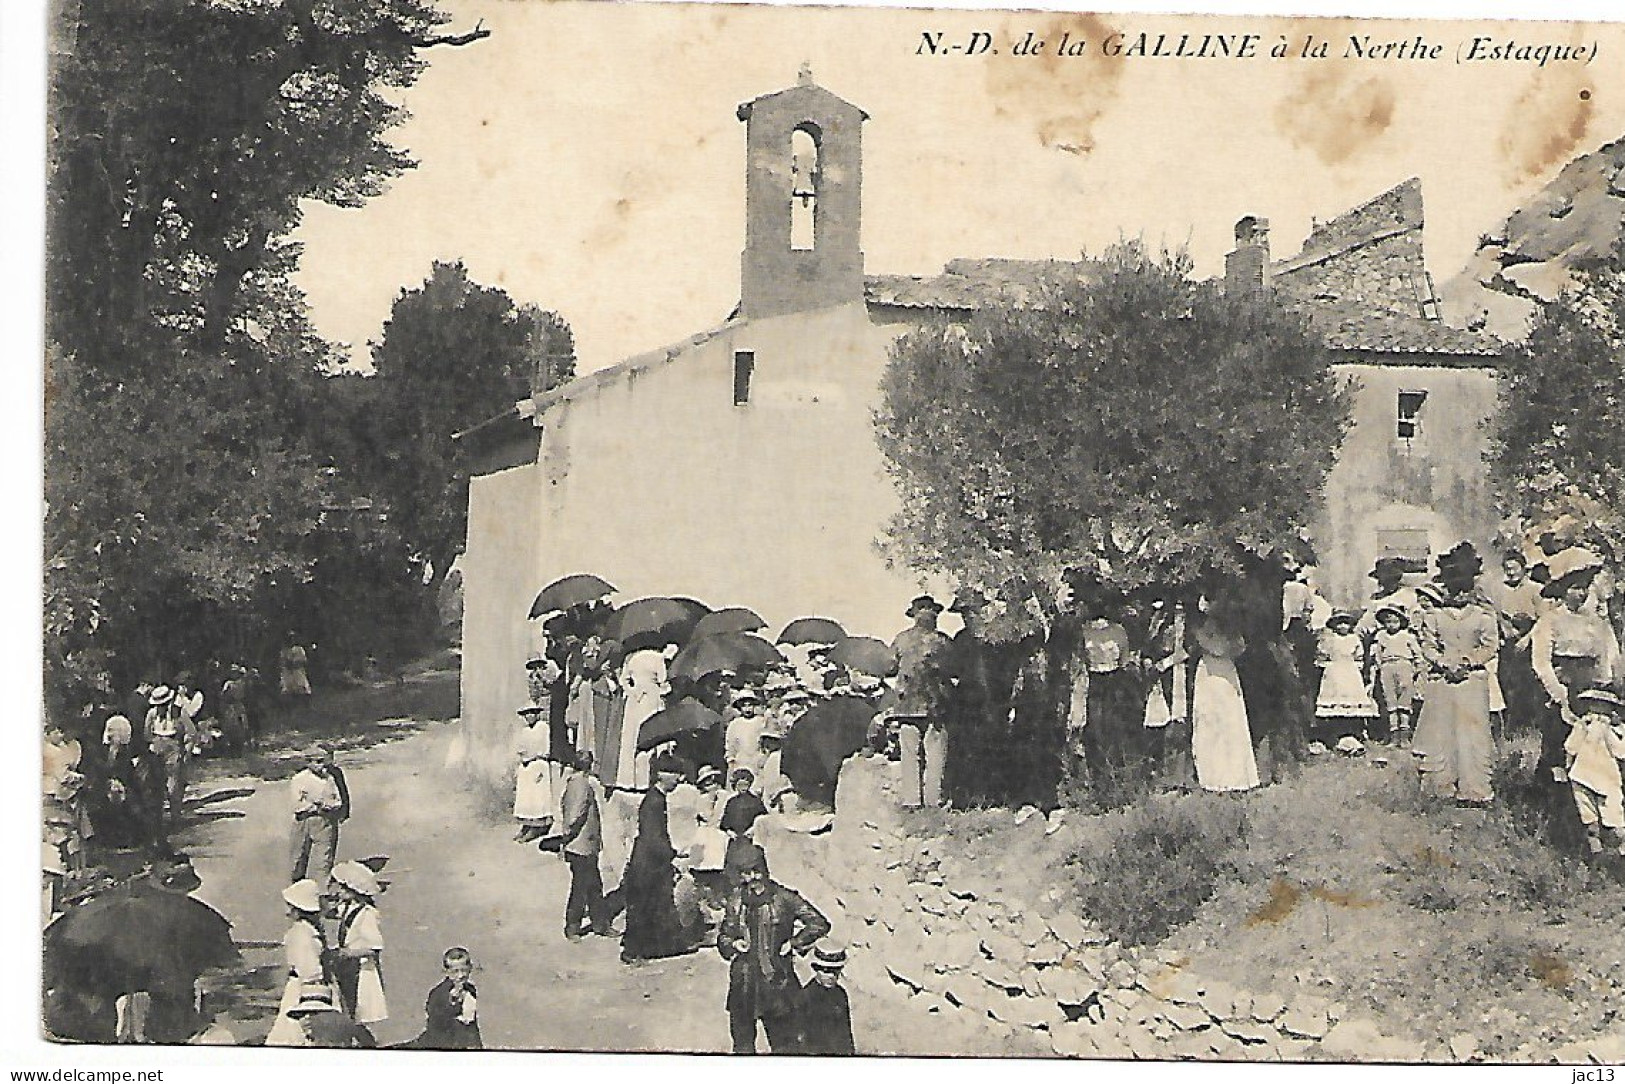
top-left (717, 846), bottom-right (830, 1054)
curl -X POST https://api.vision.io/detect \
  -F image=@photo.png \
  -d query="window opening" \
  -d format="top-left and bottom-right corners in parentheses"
top-left (1396, 389), bottom-right (1427, 442)
top-left (790, 128), bottom-right (819, 251)
top-left (733, 351), bottom-right (755, 406)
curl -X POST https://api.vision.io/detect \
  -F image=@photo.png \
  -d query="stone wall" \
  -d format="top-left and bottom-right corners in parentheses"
top-left (745, 755), bottom-right (1623, 1064)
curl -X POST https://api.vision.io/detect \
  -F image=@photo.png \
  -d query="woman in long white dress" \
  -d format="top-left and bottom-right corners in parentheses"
top-left (1189, 616), bottom-right (1260, 793)
top-left (616, 646), bottom-right (672, 790)
top-left (512, 704), bottom-right (556, 843)
top-left (264, 879), bottom-right (327, 1045)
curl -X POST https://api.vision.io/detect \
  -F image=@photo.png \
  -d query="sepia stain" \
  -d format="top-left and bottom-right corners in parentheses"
top-left (1499, 42), bottom-right (1596, 183)
top-left (984, 14), bottom-right (1124, 157)
top-left (1275, 64), bottom-right (1396, 166)
top-left (1246, 877), bottom-right (1303, 926)
top-left (1529, 951), bottom-right (1571, 990)
top-left (1308, 884), bottom-right (1378, 909)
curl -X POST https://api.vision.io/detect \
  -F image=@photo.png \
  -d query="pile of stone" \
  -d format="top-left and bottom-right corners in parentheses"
top-left (763, 753), bottom-right (1449, 1062)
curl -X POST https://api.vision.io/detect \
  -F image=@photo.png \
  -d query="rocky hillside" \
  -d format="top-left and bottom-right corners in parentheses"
top-left (1441, 135), bottom-right (1625, 341)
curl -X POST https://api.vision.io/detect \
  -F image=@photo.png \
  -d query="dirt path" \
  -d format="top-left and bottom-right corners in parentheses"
top-left (176, 723), bottom-right (732, 1051)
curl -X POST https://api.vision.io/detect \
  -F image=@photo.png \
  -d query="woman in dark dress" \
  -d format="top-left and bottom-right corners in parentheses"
top-left (619, 758), bottom-right (691, 963)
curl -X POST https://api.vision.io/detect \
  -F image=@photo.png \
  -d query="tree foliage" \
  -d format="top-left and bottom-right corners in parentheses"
top-left (875, 242), bottom-right (1353, 639)
top-left (43, 0), bottom-right (487, 716)
top-left (357, 261), bottom-right (576, 593)
top-left (1489, 243), bottom-right (1625, 574)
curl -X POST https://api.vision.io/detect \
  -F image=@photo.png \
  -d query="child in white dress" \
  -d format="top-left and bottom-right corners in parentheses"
top-left (1315, 611), bottom-right (1379, 744)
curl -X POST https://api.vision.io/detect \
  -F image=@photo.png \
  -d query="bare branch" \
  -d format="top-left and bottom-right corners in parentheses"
top-left (413, 20), bottom-right (489, 48)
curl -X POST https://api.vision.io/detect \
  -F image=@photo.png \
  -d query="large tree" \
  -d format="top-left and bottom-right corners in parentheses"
top-left (43, 0), bottom-right (488, 714)
top-left (1488, 242), bottom-right (1625, 587)
top-left (875, 243), bottom-right (1353, 802)
top-left (359, 261), bottom-right (576, 602)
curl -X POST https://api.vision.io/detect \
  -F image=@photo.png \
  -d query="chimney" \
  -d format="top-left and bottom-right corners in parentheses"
top-left (1224, 215), bottom-right (1271, 297)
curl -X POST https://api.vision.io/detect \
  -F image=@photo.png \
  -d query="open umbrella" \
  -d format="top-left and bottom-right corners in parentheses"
top-left (781, 695), bottom-right (876, 807)
top-left (828, 635), bottom-right (895, 677)
top-left (637, 698), bottom-right (723, 751)
top-left (603, 597), bottom-right (708, 653)
top-left (44, 882), bottom-right (241, 999)
top-left (691, 607), bottom-right (768, 641)
top-left (670, 633), bottom-right (784, 682)
top-left (530, 574), bottom-right (616, 618)
top-left (777, 617), bottom-right (847, 645)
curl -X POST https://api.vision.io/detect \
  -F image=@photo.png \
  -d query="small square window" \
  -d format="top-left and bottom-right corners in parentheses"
top-left (733, 351), bottom-right (755, 406)
top-left (1396, 389), bottom-right (1427, 441)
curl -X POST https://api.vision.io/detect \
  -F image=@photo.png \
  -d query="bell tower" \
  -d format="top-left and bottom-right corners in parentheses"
top-left (737, 68), bottom-right (867, 320)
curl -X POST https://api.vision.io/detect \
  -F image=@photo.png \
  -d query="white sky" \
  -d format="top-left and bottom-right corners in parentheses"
top-left (291, 1), bottom-right (1625, 376)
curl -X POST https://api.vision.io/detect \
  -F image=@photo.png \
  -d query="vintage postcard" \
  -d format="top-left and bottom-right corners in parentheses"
top-left (34, 0), bottom-right (1625, 1068)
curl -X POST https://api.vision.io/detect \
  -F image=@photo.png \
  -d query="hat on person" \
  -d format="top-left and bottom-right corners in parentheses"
top-left (147, 685), bottom-right (175, 708)
top-left (737, 842), bottom-right (770, 876)
top-left (1435, 541), bottom-right (1484, 579)
top-left (811, 941), bottom-right (848, 972)
top-left (1576, 687), bottom-right (1625, 713)
top-left (1539, 547), bottom-right (1605, 599)
top-left (1413, 582), bottom-right (1446, 606)
top-left (906, 595), bottom-right (944, 617)
top-left (650, 752), bottom-right (686, 778)
top-left (731, 687), bottom-right (763, 707)
top-left (517, 703), bottom-right (547, 716)
top-left (782, 687), bottom-right (814, 703)
top-left (697, 765), bottom-right (723, 787)
top-left (524, 655), bottom-right (551, 670)
top-left (1327, 609), bottom-right (1360, 629)
top-left (102, 714), bottom-right (133, 746)
top-left (286, 984), bottom-right (341, 1018)
top-left (1368, 556), bottom-right (1409, 581)
top-left (1373, 604), bottom-right (1408, 627)
top-left (330, 861), bottom-right (382, 899)
top-left (282, 879), bottom-right (322, 914)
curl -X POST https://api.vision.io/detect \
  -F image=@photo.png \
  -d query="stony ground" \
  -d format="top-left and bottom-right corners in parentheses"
top-left (169, 679), bottom-right (1625, 1062)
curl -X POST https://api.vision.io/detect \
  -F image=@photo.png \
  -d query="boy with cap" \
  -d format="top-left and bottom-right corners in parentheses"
top-left (1566, 687), bottom-right (1625, 857)
top-left (799, 941), bottom-right (855, 1055)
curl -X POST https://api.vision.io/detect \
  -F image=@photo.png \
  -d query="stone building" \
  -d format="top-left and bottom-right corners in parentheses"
top-left (457, 74), bottom-right (1502, 771)
top-left (1221, 178), bottom-right (1504, 605)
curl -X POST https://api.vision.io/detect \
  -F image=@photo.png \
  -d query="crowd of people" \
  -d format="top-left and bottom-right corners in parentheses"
top-left (40, 525), bottom-right (1623, 1050)
top-left (42, 641), bottom-right (313, 894)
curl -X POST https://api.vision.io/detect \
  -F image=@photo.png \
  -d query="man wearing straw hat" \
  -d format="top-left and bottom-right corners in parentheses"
top-left (285, 983), bottom-right (374, 1048)
top-left (889, 595), bottom-right (951, 809)
top-left (143, 684), bottom-right (200, 820)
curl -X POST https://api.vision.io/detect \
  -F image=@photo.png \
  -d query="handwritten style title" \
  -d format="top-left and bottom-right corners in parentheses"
top-left (914, 30), bottom-right (1599, 67)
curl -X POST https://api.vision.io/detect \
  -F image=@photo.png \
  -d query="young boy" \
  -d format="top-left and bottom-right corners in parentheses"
top-left (798, 941), bottom-right (855, 1055)
top-left (400, 947), bottom-right (482, 1049)
top-left (1371, 605), bottom-right (1424, 745)
top-left (1566, 688), bottom-right (1625, 858)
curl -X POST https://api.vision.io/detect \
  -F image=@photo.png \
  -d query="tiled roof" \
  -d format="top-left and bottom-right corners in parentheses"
top-left (865, 258), bottom-right (1097, 310)
top-left (1274, 178), bottom-right (1425, 276)
top-left (1282, 296), bottom-right (1503, 357)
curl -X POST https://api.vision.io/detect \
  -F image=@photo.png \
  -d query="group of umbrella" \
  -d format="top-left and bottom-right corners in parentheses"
top-left (526, 573), bottom-right (902, 812)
